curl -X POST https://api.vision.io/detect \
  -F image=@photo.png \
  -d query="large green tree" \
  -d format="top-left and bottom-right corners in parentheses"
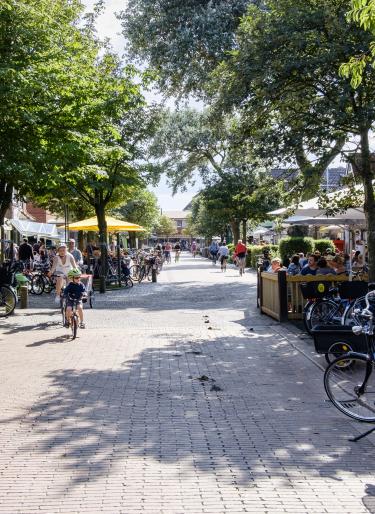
top-left (0, 0), bottom-right (98, 254)
top-left (121, 0), bottom-right (252, 96)
top-left (150, 108), bottom-right (235, 191)
top-left (113, 190), bottom-right (160, 244)
top-left (341, 0), bottom-right (375, 87)
top-left (212, 0), bottom-right (375, 278)
top-left (189, 195), bottom-right (229, 241)
top-left (155, 215), bottom-right (176, 239)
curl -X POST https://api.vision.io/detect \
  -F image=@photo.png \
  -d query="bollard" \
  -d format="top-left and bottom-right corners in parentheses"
top-left (152, 266), bottom-right (157, 283)
top-left (20, 285), bottom-right (28, 309)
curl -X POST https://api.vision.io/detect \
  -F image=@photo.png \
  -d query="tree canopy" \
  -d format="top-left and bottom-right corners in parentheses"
top-left (113, 190), bottom-right (160, 237)
top-left (121, 0), bottom-right (253, 96)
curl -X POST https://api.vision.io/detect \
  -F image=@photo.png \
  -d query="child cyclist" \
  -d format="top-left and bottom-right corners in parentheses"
top-left (64, 268), bottom-right (87, 329)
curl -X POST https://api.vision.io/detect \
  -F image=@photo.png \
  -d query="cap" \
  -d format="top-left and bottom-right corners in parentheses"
top-left (326, 255), bottom-right (334, 261)
top-left (57, 243), bottom-right (67, 249)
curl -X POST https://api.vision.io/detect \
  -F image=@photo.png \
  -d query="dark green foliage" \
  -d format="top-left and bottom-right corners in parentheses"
top-left (314, 239), bottom-right (336, 254)
top-left (246, 244), bottom-right (279, 268)
top-left (279, 237), bottom-right (314, 260)
top-left (122, 0), bottom-right (251, 95)
top-left (287, 225), bottom-right (309, 237)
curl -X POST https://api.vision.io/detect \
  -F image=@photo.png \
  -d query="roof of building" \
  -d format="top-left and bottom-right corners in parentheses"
top-left (164, 210), bottom-right (191, 220)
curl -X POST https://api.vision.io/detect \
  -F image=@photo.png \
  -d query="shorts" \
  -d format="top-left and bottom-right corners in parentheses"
top-left (220, 256), bottom-right (228, 264)
top-left (237, 252), bottom-right (246, 259)
top-left (66, 298), bottom-right (83, 308)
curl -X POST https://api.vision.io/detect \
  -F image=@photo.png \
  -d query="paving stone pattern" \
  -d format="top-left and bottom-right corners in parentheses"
top-left (1, 254), bottom-right (375, 513)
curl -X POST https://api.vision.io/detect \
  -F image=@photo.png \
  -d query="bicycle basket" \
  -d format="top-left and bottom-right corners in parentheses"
top-left (311, 325), bottom-right (368, 354)
top-left (300, 281), bottom-right (331, 299)
top-left (338, 281), bottom-right (368, 300)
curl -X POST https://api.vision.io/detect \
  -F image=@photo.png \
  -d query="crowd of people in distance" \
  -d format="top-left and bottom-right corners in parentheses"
top-left (264, 246), bottom-right (368, 276)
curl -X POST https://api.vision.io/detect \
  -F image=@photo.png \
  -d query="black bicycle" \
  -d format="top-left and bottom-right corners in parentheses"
top-left (324, 288), bottom-right (375, 436)
top-left (0, 263), bottom-right (17, 317)
top-left (61, 293), bottom-right (82, 340)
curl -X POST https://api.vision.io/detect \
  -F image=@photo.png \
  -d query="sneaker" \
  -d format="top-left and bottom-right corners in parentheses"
top-left (54, 295), bottom-right (60, 305)
top-left (79, 322), bottom-right (86, 329)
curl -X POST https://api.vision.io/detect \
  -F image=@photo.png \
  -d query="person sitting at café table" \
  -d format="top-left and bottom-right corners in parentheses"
top-left (267, 257), bottom-right (285, 273)
top-left (299, 252), bottom-right (307, 267)
top-left (317, 257), bottom-right (334, 275)
top-left (328, 255), bottom-right (347, 275)
top-left (354, 254), bottom-right (368, 272)
top-left (287, 255), bottom-right (301, 275)
top-left (300, 254), bottom-right (319, 275)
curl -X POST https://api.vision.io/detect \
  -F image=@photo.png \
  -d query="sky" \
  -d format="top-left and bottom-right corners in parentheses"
top-left (81, 0), bottom-right (201, 212)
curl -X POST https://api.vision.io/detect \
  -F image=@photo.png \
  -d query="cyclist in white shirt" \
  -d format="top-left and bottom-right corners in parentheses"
top-left (49, 243), bottom-right (77, 304)
top-left (218, 243), bottom-right (229, 272)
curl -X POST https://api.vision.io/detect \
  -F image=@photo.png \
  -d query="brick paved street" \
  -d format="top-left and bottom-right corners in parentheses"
top-left (1, 253), bottom-right (375, 514)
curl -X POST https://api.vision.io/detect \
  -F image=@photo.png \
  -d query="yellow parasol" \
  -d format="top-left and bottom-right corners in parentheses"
top-left (66, 216), bottom-right (145, 232)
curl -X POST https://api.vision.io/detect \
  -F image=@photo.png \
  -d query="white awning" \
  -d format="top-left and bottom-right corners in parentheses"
top-left (10, 219), bottom-right (60, 239)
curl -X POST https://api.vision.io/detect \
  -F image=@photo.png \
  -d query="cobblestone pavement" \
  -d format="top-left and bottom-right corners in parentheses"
top-left (1, 253), bottom-right (375, 514)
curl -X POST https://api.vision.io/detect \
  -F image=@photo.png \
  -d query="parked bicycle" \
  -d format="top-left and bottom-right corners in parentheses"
top-left (302, 280), bottom-right (368, 334)
top-left (0, 263), bottom-right (17, 317)
top-left (323, 288), bottom-right (375, 439)
top-left (61, 294), bottom-right (82, 339)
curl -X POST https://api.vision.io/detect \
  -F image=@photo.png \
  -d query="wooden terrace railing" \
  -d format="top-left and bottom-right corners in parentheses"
top-left (258, 269), bottom-right (367, 322)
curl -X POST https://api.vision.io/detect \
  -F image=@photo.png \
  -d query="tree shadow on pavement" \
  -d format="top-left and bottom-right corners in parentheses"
top-left (26, 334), bottom-right (70, 347)
top-left (4, 331), bottom-right (375, 493)
top-left (1, 319), bottom-right (58, 336)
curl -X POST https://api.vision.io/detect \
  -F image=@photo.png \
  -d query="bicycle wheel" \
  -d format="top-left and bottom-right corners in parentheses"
top-left (308, 299), bottom-right (339, 331)
top-left (324, 342), bottom-right (354, 368)
top-left (43, 276), bottom-right (53, 293)
top-left (324, 355), bottom-right (375, 422)
top-left (0, 285), bottom-right (17, 317)
top-left (123, 276), bottom-right (134, 288)
top-left (129, 265), bottom-right (140, 280)
top-left (138, 267), bottom-right (146, 283)
top-left (71, 314), bottom-right (78, 340)
top-left (302, 301), bottom-right (315, 333)
top-left (343, 296), bottom-right (367, 326)
top-left (31, 274), bottom-right (45, 295)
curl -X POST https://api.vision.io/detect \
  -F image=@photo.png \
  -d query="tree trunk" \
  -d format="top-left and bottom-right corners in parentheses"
top-left (242, 219), bottom-right (247, 243)
top-left (77, 230), bottom-right (84, 251)
top-left (0, 183), bottom-right (13, 263)
top-left (230, 221), bottom-right (240, 244)
top-left (129, 232), bottom-right (136, 248)
top-left (95, 203), bottom-right (107, 294)
top-left (360, 128), bottom-right (375, 281)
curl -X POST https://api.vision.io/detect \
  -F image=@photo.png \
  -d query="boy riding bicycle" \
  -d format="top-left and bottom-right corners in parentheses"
top-left (64, 268), bottom-right (86, 329)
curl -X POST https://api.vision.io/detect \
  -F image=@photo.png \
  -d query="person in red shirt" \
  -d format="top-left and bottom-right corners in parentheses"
top-left (234, 239), bottom-right (247, 276)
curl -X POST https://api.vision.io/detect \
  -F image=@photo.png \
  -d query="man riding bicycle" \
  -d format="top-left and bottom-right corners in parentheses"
top-left (174, 242), bottom-right (181, 262)
top-left (209, 240), bottom-right (219, 264)
top-left (164, 242), bottom-right (172, 263)
top-left (235, 239), bottom-right (247, 276)
top-left (191, 240), bottom-right (197, 258)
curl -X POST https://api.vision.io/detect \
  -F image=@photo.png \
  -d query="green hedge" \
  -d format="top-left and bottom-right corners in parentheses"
top-left (279, 237), bottom-right (315, 260)
top-left (314, 239), bottom-right (335, 254)
top-left (226, 238), bottom-right (336, 268)
top-left (246, 244), bottom-right (279, 268)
